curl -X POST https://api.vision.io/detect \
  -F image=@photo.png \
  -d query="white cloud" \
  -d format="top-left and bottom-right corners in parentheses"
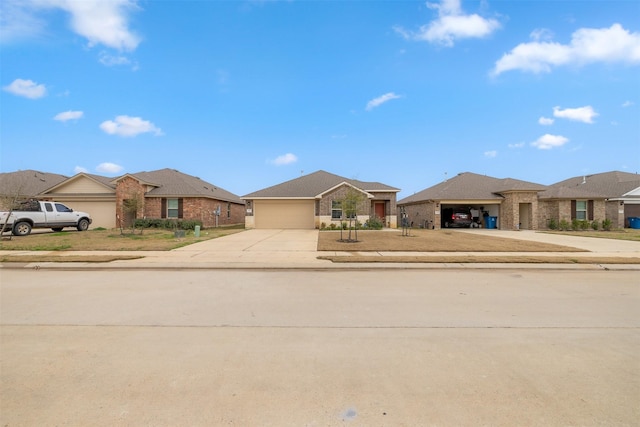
top-left (96, 162), bottom-right (124, 174)
top-left (1, 0), bottom-right (140, 51)
top-left (54, 110), bottom-right (83, 122)
top-left (553, 105), bottom-right (598, 123)
top-left (492, 23), bottom-right (640, 75)
top-left (2, 78), bottom-right (46, 98)
top-left (538, 116), bottom-right (554, 126)
top-left (484, 150), bottom-right (497, 158)
top-left (508, 142), bottom-right (525, 149)
top-left (530, 28), bottom-right (554, 42)
top-left (270, 153), bottom-right (298, 166)
top-left (74, 166), bottom-right (88, 174)
top-left (366, 92), bottom-right (402, 111)
top-left (622, 100), bottom-right (634, 107)
top-left (395, 0), bottom-right (500, 47)
top-left (531, 134), bottom-right (569, 150)
top-left (99, 51), bottom-right (131, 66)
top-left (99, 115), bottom-right (163, 137)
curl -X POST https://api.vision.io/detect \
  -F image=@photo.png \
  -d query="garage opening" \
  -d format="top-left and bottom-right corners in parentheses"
top-left (441, 204), bottom-right (499, 229)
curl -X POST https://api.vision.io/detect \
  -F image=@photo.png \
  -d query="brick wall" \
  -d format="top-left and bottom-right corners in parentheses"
top-left (319, 186), bottom-right (398, 228)
top-left (399, 201), bottom-right (439, 229)
top-left (115, 176), bottom-right (146, 227)
top-left (145, 197), bottom-right (244, 227)
top-left (115, 177), bottom-right (244, 228)
top-left (500, 191), bottom-right (539, 230)
top-left (538, 199), bottom-right (607, 229)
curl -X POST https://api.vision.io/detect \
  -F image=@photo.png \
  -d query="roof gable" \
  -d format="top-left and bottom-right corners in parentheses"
top-left (318, 181), bottom-right (374, 199)
top-left (43, 173), bottom-right (116, 194)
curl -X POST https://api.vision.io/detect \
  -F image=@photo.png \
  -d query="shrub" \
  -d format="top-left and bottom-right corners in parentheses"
top-left (320, 222), bottom-right (326, 230)
top-left (133, 218), bottom-right (202, 230)
top-left (602, 219), bottom-right (612, 231)
top-left (558, 219), bottom-right (570, 231)
top-left (591, 221), bottom-right (599, 231)
top-left (571, 219), bottom-right (589, 231)
top-left (547, 218), bottom-right (558, 230)
top-left (364, 215), bottom-right (384, 230)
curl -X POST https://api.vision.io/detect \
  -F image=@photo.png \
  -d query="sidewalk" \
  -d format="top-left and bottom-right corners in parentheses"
top-left (2, 228), bottom-right (640, 270)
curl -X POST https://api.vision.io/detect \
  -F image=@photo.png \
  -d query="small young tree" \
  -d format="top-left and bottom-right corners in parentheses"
top-left (121, 190), bottom-right (145, 234)
top-left (0, 175), bottom-right (31, 240)
top-left (339, 187), bottom-right (366, 242)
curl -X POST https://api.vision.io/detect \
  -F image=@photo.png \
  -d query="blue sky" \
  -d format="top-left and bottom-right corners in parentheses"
top-left (1, 0), bottom-right (639, 199)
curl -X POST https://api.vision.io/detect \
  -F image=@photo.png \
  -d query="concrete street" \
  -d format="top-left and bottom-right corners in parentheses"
top-left (1, 269), bottom-right (638, 426)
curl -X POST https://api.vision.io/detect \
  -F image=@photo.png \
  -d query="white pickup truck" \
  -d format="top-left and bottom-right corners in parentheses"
top-left (0, 200), bottom-right (92, 236)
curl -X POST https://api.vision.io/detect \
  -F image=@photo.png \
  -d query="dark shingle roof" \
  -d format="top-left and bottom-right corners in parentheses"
top-left (543, 171), bottom-right (640, 199)
top-left (0, 170), bottom-right (69, 197)
top-left (128, 168), bottom-right (244, 204)
top-left (243, 170), bottom-right (400, 198)
top-left (398, 172), bottom-right (547, 204)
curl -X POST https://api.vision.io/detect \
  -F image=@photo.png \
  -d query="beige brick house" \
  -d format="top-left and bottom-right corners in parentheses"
top-left (397, 172), bottom-right (547, 230)
top-left (242, 170), bottom-right (400, 229)
top-left (539, 171), bottom-right (640, 229)
top-left (398, 171), bottom-right (640, 230)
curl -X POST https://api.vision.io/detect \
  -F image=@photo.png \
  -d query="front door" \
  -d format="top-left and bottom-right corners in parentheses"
top-left (374, 202), bottom-right (385, 224)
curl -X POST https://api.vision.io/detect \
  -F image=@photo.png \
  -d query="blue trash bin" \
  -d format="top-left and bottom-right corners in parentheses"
top-left (629, 217), bottom-right (640, 229)
top-left (486, 216), bottom-right (497, 229)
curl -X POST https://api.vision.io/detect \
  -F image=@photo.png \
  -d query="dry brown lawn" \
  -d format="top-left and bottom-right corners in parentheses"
top-left (317, 229), bottom-right (640, 264)
top-left (0, 226), bottom-right (244, 252)
top-left (317, 229), bottom-right (584, 252)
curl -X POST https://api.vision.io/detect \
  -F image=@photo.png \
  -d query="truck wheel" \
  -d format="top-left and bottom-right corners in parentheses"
top-left (77, 218), bottom-right (90, 231)
top-left (12, 221), bottom-right (32, 236)
top-left (51, 228), bottom-right (63, 232)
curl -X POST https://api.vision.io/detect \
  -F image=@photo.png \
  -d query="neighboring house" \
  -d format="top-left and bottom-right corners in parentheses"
top-left (242, 170), bottom-right (400, 229)
top-left (541, 171), bottom-right (640, 228)
top-left (397, 172), bottom-right (548, 230)
top-left (0, 168), bottom-right (244, 229)
top-left (112, 168), bottom-right (244, 228)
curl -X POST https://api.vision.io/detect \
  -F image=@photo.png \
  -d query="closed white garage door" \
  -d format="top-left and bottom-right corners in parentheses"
top-left (254, 200), bottom-right (315, 229)
top-left (60, 201), bottom-right (116, 229)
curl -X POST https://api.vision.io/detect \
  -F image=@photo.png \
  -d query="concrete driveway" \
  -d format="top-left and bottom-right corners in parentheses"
top-left (176, 228), bottom-right (319, 252)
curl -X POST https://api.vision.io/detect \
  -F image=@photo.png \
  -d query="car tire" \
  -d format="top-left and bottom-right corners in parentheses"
top-left (77, 218), bottom-right (90, 231)
top-left (12, 221), bottom-right (32, 236)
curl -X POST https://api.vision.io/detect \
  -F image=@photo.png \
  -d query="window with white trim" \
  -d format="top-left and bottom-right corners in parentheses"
top-left (167, 198), bottom-right (179, 218)
top-left (331, 201), bottom-right (342, 219)
top-left (575, 200), bottom-right (587, 220)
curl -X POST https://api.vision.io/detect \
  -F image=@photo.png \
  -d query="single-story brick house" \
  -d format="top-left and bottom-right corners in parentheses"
top-left (539, 171), bottom-right (640, 229)
top-left (398, 170), bottom-right (640, 230)
top-left (0, 168), bottom-right (244, 229)
top-left (242, 170), bottom-right (400, 229)
top-left (397, 172), bottom-right (548, 230)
